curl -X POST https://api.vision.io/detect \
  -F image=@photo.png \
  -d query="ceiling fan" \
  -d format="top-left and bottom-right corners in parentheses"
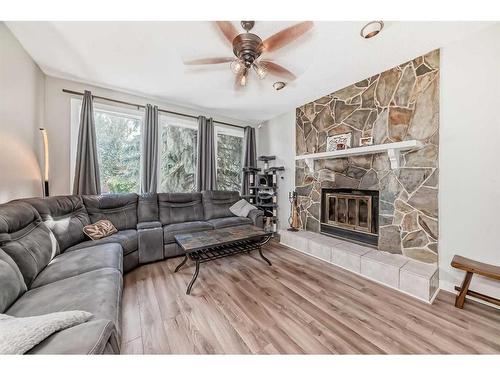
top-left (184, 21), bottom-right (314, 89)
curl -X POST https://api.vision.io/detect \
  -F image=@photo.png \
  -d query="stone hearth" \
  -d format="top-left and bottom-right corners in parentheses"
top-left (280, 229), bottom-right (439, 302)
top-left (295, 50), bottom-right (439, 264)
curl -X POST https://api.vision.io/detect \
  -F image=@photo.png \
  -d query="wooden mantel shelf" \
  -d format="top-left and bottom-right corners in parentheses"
top-left (295, 140), bottom-right (423, 170)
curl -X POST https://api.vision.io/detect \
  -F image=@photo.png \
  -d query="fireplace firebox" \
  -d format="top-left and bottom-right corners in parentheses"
top-left (320, 188), bottom-right (379, 247)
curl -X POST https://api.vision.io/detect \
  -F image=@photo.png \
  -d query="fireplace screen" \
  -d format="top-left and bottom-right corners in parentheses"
top-left (324, 193), bottom-right (373, 234)
top-left (320, 188), bottom-right (378, 246)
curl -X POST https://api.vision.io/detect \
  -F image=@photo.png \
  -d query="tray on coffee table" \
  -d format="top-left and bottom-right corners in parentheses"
top-left (174, 225), bottom-right (272, 294)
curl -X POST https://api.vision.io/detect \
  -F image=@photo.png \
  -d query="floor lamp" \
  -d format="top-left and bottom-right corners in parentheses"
top-left (39, 127), bottom-right (50, 197)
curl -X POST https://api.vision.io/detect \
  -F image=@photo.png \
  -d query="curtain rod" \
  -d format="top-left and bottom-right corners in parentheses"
top-left (62, 89), bottom-right (246, 129)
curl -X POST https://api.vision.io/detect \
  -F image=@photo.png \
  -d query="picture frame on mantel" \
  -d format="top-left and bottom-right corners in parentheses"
top-left (359, 136), bottom-right (374, 146)
top-left (326, 133), bottom-right (352, 151)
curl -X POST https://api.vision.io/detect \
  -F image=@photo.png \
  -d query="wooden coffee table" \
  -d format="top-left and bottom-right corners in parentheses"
top-left (174, 225), bottom-right (273, 294)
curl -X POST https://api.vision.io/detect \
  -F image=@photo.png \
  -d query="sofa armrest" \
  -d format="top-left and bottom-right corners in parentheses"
top-left (137, 222), bottom-right (163, 264)
top-left (137, 221), bottom-right (162, 230)
top-left (247, 209), bottom-right (265, 228)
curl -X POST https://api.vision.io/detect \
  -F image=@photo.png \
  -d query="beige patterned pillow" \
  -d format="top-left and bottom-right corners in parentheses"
top-left (83, 220), bottom-right (118, 240)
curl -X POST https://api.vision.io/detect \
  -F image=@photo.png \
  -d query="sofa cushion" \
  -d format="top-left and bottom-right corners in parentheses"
top-left (20, 196), bottom-right (90, 252)
top-left (31, 243), bottom-right (123, 288)
top-left (27, 318), bottom-right (119, 354)
top-left (7, 268), bottom-right (122, 336)
top-left (163, 221), bottom-right (213, 244)
top-left (65, 229), bottom-right (138, 256)
top-left (207, 216), bottom-right (253, 229)
top-left (0, 202), bottom-right (58, 287)
top-left (158, 193), bottom-right (204, 225)
top-left (0, 248), bottom-right (27, 313)
top-left (83, 193), bottom-right (138, 230)
top-left (202, 190), bottom-right (240, 220)
top-left (138, 193), bottom-right (159, 222)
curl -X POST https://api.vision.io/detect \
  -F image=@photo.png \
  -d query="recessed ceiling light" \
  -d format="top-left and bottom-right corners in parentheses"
top-left (360, 21), bottom-right (384, 39)
top-left (273, 81), bottom-right (286, 91)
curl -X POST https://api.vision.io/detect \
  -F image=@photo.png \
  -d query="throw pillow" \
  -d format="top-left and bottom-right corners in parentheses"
top-left (229, 199), bottom-right (257, 218)
top-left (83, 220), bottom-right (117, 241)
top-left (0, 311), bottom-right (93, 354)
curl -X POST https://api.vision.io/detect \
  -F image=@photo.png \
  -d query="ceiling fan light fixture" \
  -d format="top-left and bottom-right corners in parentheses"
top-left (230, 59), bottom-right (245, 74)
top-left (360, 21), bottom-right (384, 39)
top-left (240, 69), bottom-right (248, 86)
top-left (252, 62), bottom-right (267, 80)
top-left (273, 81), bottom-right (286, 91)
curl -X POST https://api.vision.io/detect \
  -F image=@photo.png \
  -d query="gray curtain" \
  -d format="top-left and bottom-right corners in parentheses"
top-left (196, 116), bottom-right (217, 191)
top-left (73, 90), bottom-right (101, 195)
top-left (241, 126), bottom-right (257, 195)
top-left (141, 104), bottom-right (159, 193)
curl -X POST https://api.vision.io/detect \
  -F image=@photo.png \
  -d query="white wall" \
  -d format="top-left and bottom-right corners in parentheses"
top-left (44, 76), bottom-right (250, 196)
top-left (439, 23), bottom-right (500, 299)
top-left (0, 22), bottom-right (45, 202)
top-left (258, 112), bottom-right (295, 230)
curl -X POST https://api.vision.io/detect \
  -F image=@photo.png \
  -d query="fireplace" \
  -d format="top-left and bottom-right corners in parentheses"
top-left (320, 188), bottom-right (379, 247)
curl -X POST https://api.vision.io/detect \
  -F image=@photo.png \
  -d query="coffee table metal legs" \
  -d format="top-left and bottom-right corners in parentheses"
top-left (175, 236), bottom-right (273, 295)
top-left (174, 254), bottom-right (188, 273)
top-left (259, 248), bottom-right (272, 266)
top-left (186, 260), bottom-right (200, 295)
top-left (174, 254), bottom-right (199, 295)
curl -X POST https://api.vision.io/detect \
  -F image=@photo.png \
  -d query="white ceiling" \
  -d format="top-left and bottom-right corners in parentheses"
top-left (7, 21), bottom-right (494, 123)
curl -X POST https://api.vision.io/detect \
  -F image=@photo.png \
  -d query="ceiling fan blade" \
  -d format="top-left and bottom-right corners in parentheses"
top-left (234, 68), bottom-right (248, 90)
top-left (262, 21), bottom-right (314, 53)
top-left (184, 57), bottom-right (234, 65)
top-left (261, 60), bottom-right (296, 80)
top-left (215, 21), bottom-right (239, 45)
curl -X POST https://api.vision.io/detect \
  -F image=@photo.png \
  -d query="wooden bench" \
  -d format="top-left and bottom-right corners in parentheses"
top-left (451, 255), bottom-right (500, 308)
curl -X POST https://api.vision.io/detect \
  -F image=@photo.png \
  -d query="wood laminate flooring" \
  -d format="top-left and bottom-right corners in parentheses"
top-left (121, 242), bottom-right (500, 354)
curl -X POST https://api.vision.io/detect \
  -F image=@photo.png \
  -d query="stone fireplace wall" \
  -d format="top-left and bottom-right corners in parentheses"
top-left (295, 50), bottom-right (439, 264)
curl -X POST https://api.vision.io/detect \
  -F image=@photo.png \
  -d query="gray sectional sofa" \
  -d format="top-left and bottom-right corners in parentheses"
top-left (0, 190), bottom-right (263, 354)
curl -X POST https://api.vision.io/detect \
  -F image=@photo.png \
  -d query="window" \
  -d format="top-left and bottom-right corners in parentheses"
top-left (71, 99), bottom-right (142, 193)
top-left (215, 125), bottom-right (244, 191)
top-left (70, 98), bottom-right (244, 194)
top-left (158, 115), bottom-right (198, 193)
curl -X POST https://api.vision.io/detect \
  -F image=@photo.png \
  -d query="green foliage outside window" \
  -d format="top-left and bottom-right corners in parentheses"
top-left (90, 107), bottom-right (243, 194)
top-left (216, 133), bottom-right (243, 191)
top-left (159, 123), bottom-right (197, 193)
top-left (94, 110), bottom-right (141, 193)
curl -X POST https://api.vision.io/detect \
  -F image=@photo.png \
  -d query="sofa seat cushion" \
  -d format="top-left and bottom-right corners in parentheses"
top-left (207, 216), bottom-right (253, 229)
top-left (7, 268), bottom-right (122, 336)
top-left (27, 318), bottom-right (119, 354)
top-left (163, 221), bottom-right (213, 244)
top-left (65, 229), bottom-right (138, 256)
top-left (31, 243), bottom-right (123, 288)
